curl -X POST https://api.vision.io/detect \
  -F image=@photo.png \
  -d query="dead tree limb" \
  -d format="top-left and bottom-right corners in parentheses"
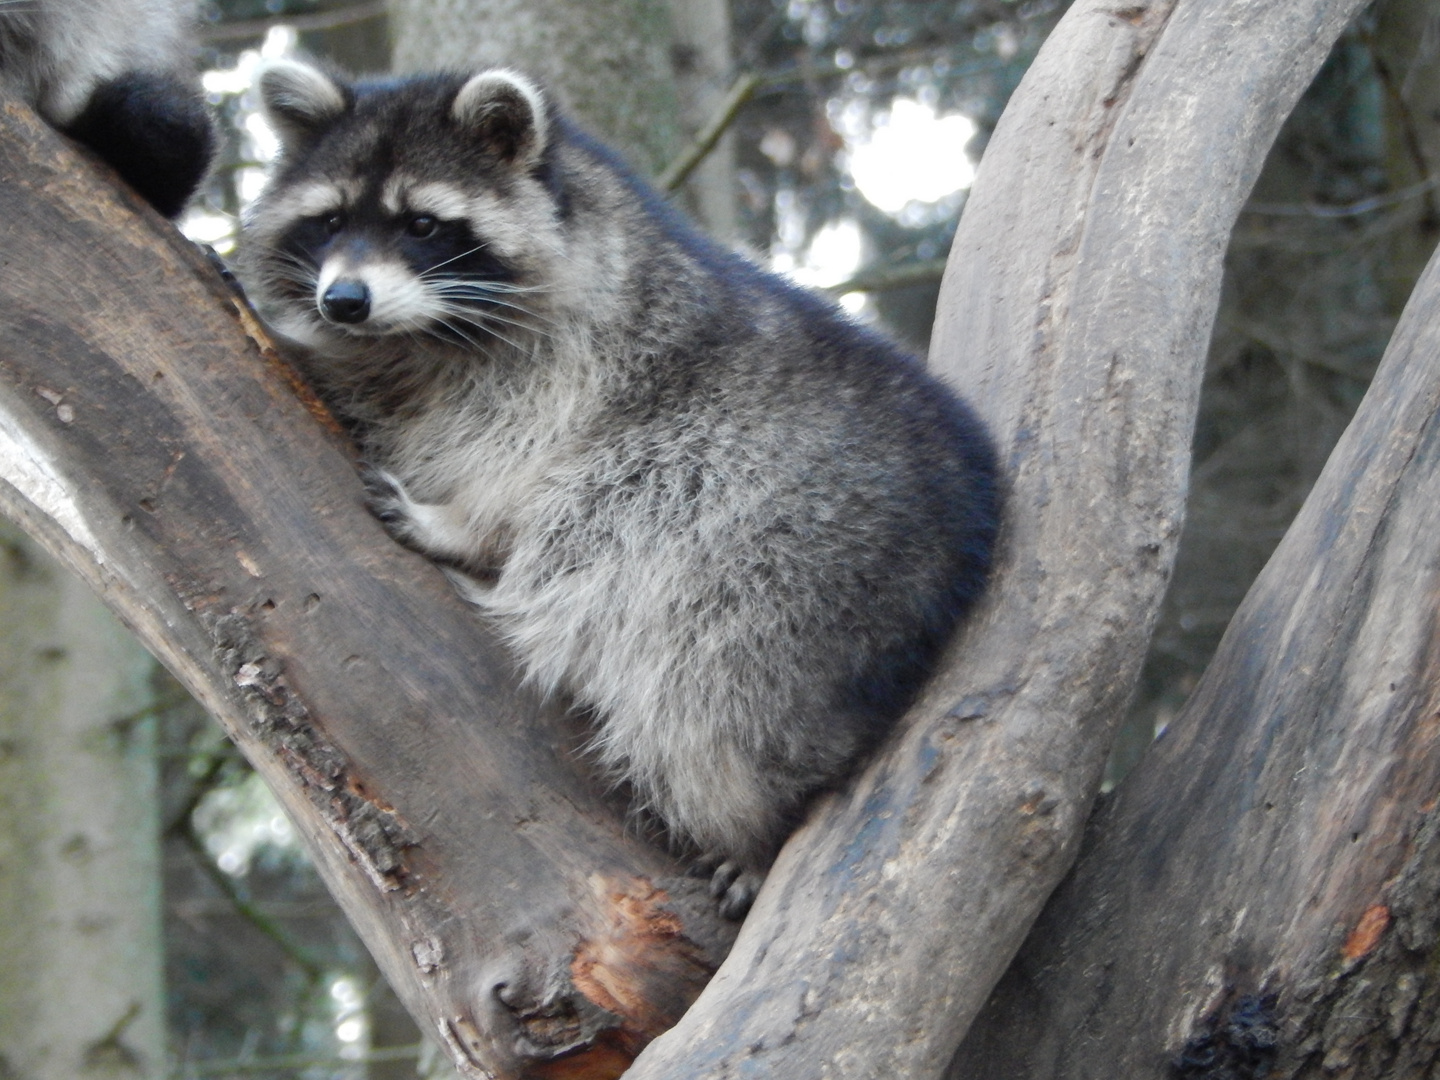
top-left (0, 97), bottom-right (737, 1080)
top-left (625, 0), bottom-right (1367, 1076)
top-left (949, 142), bottom-right (1440, 1080)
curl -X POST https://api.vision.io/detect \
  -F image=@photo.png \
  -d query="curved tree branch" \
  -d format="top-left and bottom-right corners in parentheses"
top-left (951, 153), bottom-right (1440, 1080)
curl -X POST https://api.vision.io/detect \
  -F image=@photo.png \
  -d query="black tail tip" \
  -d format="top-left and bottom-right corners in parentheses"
top-left (65, 71), bottom-right (217, 219)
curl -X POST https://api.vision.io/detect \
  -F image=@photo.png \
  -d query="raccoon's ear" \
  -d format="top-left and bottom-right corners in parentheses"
top-left (451, 70), bottom-right (548, 167)
top-left (256, 59), bottom-right (349, 152)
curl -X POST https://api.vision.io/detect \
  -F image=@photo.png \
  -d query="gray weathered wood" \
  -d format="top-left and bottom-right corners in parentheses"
top-left (949, 140), bottom-right (1440, 1080)
top-left (0, 96), bottom-right (735, 1080)
top-left (624, 0), bottom-right (1368, 1076)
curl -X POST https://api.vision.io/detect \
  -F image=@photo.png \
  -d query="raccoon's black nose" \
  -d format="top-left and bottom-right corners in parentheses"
top-left (322, 280), bottom-right (371, 324)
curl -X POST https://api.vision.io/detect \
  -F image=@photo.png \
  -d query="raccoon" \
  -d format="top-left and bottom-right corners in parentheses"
top-left (243, 59), bottom-right (999, 917)
top-left (0, 0), bottom-right (214, 216)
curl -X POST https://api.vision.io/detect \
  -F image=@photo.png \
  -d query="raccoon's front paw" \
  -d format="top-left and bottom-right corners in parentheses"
top-left (692, 855), bottom-right (764, 920)
top-left (357, 462), bottom-right (421, 545)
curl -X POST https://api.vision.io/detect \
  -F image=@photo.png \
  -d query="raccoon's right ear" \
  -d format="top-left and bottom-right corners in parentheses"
top-left (256, 59), bottom-right (350, 151)
top-left (451, 70), bottom-right (548, 168)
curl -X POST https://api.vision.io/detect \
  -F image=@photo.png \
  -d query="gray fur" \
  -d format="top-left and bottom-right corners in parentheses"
top-left (0, 0), bottom-right (195, 123)
top-left (242, 61), bottom-right (999, 916)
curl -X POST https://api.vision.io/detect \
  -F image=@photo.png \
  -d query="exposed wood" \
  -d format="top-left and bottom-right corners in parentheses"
top-left (0, 97), bottom-right (735, 1080)
top-left (624, 0), bottom-right (1368, 1076)
top-left (949, 149), bottom-right (1440, 1080)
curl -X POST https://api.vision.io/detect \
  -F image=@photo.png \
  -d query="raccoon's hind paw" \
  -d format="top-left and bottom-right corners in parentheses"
top-left (693, 856), bottom-right (764, 921)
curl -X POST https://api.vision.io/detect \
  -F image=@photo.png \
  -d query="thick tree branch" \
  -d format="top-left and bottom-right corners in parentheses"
top-left (626, 0), bottom-right (1368, 1076)
top-left (951, 155), bottom-right (1440, 1080)
top-left (0, 97), bottom-right (735, 1080)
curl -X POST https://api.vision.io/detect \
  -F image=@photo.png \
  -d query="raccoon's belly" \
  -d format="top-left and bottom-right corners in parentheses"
top-left (480, 453), bottom-right (871, 731)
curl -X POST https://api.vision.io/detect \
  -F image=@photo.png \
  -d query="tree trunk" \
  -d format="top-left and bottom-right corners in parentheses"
top-left (660, 0), bottom-right (737, 243)
top-left (0, 526), bottom-right (166, 1080)
top-left (386, 0), bottom-right (735, 238)
top-left (386, 0), bottom-right (684, 180)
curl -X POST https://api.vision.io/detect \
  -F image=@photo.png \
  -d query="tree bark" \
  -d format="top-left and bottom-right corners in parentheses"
top-left (0, 98), bottom-right (734, 1080)
top-left (948, 125), bottom-right (1440, 1080)
top-left (0, 525), bottom-right (166, 1080)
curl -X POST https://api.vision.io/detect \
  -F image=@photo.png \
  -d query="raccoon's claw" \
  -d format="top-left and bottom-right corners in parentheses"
top-left (704, 858), bottom-right (763, 920)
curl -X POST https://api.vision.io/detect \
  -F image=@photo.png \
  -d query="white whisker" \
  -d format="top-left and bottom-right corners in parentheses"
top-left (418, 244), bottom-right (490, 275)
top-left (438, 292), bottom-right (539, 320)
top-left (438, 298), bottom-right (554, 342)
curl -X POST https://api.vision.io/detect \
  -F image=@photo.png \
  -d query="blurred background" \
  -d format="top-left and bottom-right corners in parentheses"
top-left (2, 0), bottom-right (1437, 1076)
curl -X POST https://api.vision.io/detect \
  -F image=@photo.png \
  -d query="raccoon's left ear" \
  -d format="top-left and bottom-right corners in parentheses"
top-left (451, 70), bottom-right (548, 168)
top-left (257, 59), bottom-right (350, 153)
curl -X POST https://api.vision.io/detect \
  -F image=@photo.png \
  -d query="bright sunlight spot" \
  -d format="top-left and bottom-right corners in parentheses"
top-left (844, 98), bottom-right (976, 217)
top-left (775, 218), bottom-right (863, 289)
top-left (194, 771), bottom-right (301, 877)
top-left (180, 26), bottom-right (298, 252)
top-left (329, 975), bottom-right (369, 1059)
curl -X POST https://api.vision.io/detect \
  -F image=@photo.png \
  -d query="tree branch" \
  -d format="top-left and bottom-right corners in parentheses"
top-left (950, 152), bottom-right (1440, 1080)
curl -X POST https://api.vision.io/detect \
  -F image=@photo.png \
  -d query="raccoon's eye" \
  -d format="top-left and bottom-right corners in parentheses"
top-left (323, 212), bottom-right (345, 235)
top-left (406, 215), bottom-right (439, 239)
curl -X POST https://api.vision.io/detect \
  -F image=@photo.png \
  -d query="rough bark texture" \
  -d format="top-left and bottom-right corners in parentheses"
top-left (949, 144), bottom-right (1440, 1080)
top-left (0, 525), bottom-right (165, 1080)
top-left (0, 98), bottom-right (735, 1080)
top-left (623, 0), bottom-right (1368, 1077)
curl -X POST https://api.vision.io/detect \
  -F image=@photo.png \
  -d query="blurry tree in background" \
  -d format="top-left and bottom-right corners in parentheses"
top-left (3, 0), bottom-right (1432, 1074)
top-left (0, 524), bottom-right (166, 1080)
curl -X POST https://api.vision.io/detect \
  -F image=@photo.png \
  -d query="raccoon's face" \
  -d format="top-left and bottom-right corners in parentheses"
top-left (244, 61), bottom-right (563, 354)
